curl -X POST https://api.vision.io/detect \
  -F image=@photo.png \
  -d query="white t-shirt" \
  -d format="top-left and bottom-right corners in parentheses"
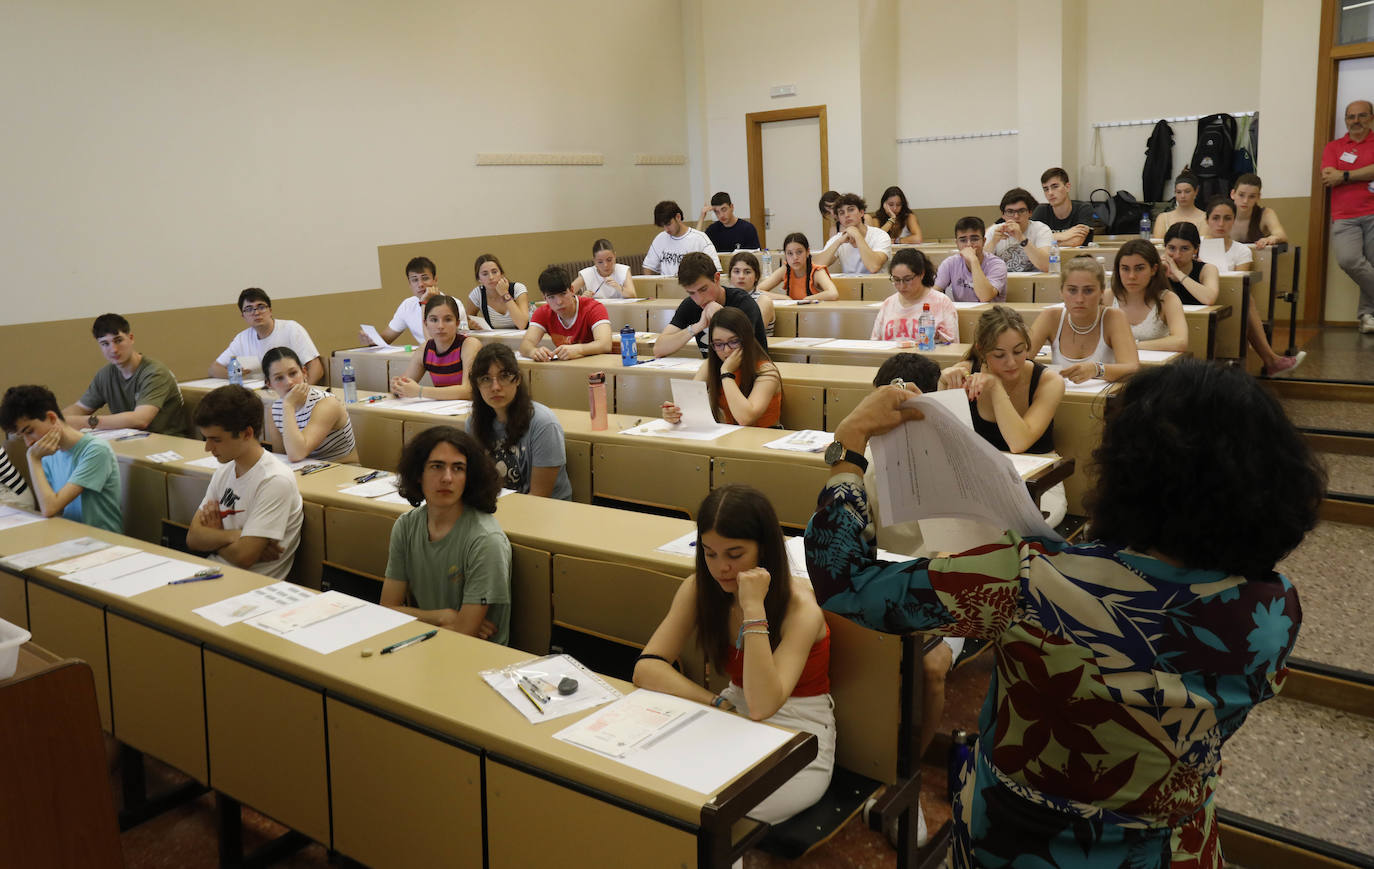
top-left (578, 263), bottom-right (632, 299)
top-left (215, 319), bottom-right (321, 377)
top-left (468, 282), bottom-right (529, 329)
top-left (985, 220), bottom-right (1054, 262)
top-left (1198, 237), bottom-right (1253, 272)
top-left (825, 225), bottom-right (893, 275)
top-left (201, 451), bottom-right (303, 580)
top-left (388, 296), bottom-right (469, 343)
top-left (642, 228), bottom-right (721, 276)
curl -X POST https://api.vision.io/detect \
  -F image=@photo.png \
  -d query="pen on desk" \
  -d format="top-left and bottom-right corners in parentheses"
top-left (354, 470), bottom-right (381, 484)
top-left (362, 394), bottom-right (387, 404)
top-left (516, 679), bottom-right (545, 714)
top-left (298, 463), bottom-right (330, 476)
top-left (117, 432), bottom-right (151, 440)
top-left (380, 629), bottom-right (438, 654)
top-left (168, 570), bottom-right (224, 586)
top-left (519, 674), bottom-right (551, 704)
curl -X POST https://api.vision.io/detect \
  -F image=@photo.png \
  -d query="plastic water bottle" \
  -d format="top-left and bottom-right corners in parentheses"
top-left (227, 356), bottom-right (243, 386)
top-left (1048, 240), bottom-right (1061, 275)
top-left (620, 325), bottom-right (638, 367)
top-left (917, 303), bottom-right (935, 351)
top-left (1139, 212), bottom-right (1152, 239)
top-left (341, 357), bottom-right (358, 404)
top-left (948, 730), bottom-right (974, 802)
top-left (761, 248), bottom-right (773, 277)
top-left (587, 372), bottom-right (608, 431)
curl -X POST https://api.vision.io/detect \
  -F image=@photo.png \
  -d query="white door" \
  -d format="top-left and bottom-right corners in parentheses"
top-left (760, 117), bottom-right (824, 250)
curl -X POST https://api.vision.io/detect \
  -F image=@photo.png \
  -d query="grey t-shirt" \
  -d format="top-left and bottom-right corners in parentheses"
top-left (79, 357), bottom-right (190, 436)
top-left (467, 402), bottom-right (572, 500)
top-left (385, 504), bottom-right (512, 645)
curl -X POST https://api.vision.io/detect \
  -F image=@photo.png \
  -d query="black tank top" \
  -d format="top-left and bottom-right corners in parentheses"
top-left (968, 361), bottom-right (1056, 454)
top-left (1169, 261), bottom-right (1205, 306)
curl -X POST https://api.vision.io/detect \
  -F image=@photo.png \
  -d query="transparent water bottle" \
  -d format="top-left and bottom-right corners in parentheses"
top-left (1139, 212), bottom-right (1152, 239)
top-left (917, 303), bottom-right (935, 351)
top-left (227, 356), bottom-right (243, 386)
top-left (341, 357), bottom-right (358, 404)
top-left (620, 325), bottom-right (638, 367)
top-left (1048, 240), bottom-right (1061, 275)
top-left (761, 249), bottom-right (773, 276)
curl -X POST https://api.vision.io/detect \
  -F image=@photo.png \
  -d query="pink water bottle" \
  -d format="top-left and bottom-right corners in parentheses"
top-left (588, 372), bottom-right (608, 430)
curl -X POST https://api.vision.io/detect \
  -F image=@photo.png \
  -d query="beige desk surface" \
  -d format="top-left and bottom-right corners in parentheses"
top-left (0, 516), bottom-right (785, 825)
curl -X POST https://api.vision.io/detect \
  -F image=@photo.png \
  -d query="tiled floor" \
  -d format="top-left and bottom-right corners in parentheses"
top-left (1277, 520), bottom-right (1374, 673)
top-left (1275, 327), bottom-right (1374, 383)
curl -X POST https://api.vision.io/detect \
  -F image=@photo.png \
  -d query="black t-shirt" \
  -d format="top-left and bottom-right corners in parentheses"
top-left (1169, 260), bottom-right (1206, 306)
top-left (705, 219), bottom-right (760, 252)
top-left (1031, 200), bottom-right (1097, 243)
top-left (669, 286), bottom-right (768, 356)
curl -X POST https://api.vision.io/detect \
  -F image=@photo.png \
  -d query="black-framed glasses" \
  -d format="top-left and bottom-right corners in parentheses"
top-left (710, 338), bottom-right (742, 353)
top-left (475, 371), bottom-right (520, 388)
top-left (241, 304), bottom-right (270, 314)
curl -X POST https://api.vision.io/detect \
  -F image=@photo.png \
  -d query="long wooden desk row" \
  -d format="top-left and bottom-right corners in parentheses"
top-left (634, 272), bottom-right (1042, 303)
top-left (0, 513), bottom-right (828, 868)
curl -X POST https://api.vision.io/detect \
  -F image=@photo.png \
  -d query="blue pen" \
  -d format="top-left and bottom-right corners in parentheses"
top-left (168, 569), bottom-right (223, 585)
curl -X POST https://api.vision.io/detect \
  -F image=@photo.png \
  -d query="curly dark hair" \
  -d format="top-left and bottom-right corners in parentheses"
top-left (0, 385), bottom-right (60, 432)
top-left (395, 426), bottom-right (501, 512)
top-left (1086, 359), bottom-right (1325, 581)
top-left (193, 385), bottom-right (264, 438)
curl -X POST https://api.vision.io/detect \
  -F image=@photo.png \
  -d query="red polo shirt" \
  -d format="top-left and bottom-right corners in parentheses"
top-left (1323, 132), bottom-right (1374, 220)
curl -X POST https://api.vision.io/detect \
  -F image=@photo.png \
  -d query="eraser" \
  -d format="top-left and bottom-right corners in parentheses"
top-left (361, 649), bottom-right (374, 658)
top-left (558, 676), bottom-right (578, 695)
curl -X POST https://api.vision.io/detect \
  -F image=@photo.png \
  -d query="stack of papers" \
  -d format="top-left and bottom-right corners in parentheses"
top-left (146, 450), bottom-right (184, 463)
top-left (655, 531), bottom-right (698, 558)
top-left (184, 456), bottom-right (224, 469)
top-left (480, 654), bottom-right (621, 723)
top-left (621, 380), bottom-right (737, 442)
top-left (1, 537), bottom-right (110, 569)
top-left (340, 475), bottom-right (399, 498)
top-left (634, 358), bottom-right (700, 371)
top-left (87, 428), bottom-right (144, 440)
top-left (247, 589), bottom-right (414, 654)
top-left (0, 506), bottom-right (46, 532)
top-left (194, 581), bottom-right (317, 626)
top-left (50, 549), bottom-right (209, 598)
top-left (821, 339), bottom-right (903, 351)
top-left (762, 430), bottom-right (831, 453)
top-left (179, 377), bottom-right (266, 391)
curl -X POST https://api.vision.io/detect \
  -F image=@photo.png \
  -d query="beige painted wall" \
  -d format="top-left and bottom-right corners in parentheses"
top-left (2, 0), bottom-right (689, 327)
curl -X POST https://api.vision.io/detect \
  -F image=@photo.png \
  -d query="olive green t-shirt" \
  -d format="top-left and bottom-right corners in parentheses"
top-left (384, 504), bottom-right (512, 645)
top-left (79, 357), bottom-right (190, 436)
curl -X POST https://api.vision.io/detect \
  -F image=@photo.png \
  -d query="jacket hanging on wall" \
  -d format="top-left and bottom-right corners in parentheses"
top-left (1189, 113), bottom-right (1238, 202)
top-left (1141, 120), bottom-right (1174, 202)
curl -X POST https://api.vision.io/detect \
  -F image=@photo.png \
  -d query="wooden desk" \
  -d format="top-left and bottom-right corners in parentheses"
top-left (861, 272), bottom-right (1038, 304)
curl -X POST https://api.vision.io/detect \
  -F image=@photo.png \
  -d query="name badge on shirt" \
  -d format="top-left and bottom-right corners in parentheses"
top-left (1341, 151), bottom-right (1358, 164)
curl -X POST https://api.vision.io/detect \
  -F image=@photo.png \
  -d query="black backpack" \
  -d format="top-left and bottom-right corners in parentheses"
top-left (1089, 188), bottom-right (1148, 235)
top-left (1190, 113), bottom-right (1237, 202)
top-left (1141, 120), bottom-right (1174, 202)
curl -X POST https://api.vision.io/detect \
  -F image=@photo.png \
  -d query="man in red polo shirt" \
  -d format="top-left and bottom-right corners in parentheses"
top-left (519, 266), bottom-right (613, 361)
top-left (1322, 99), bottom-right (1374, 334)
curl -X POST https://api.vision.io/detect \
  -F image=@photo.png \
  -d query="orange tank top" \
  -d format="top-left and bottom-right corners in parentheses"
top-left (784, 263), bottom-right (830, 300)
top-left (717, 361), bottom-right (782, 427)
top-left (727, 623), bottom-right (830, 696)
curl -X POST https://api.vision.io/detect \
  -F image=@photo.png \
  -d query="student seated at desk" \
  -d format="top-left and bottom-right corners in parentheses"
top-left (391, 295), bottom-right (482, 400)
top-left (935, 216), bottom-right (1008, 303)
top-left (359, 255), bottom-right (471, 347)
top-left (467, 343), bottom-right (571, 500)
top-left (263, 347), bottom-right (358, 465)
top-left (187, 385), bottom-right (302, 578)
top-left (805, 361), bottom-right (1323, 868)
top-left (1151, 171), bottom-right (1209, 241)
top-left (1161, 223), bottom-right (1220, 306)
top-left (696, 191), bottom-right (761, 252)
top-left (383, 427), bottom-right (511, 644)
top-left (210, 288), bottom-right (323, 384)
top-left (818, 190), bottom-right (840, 240)
top-left (986, 188), bottom-right (1052, 273)
top-left (520, 266), bottom-right (613, 362)
top-left (1103, 240), bottom-right (1188, 353)
top-left (871, 248), bottom-right (957, 344)
top-left (1032, 167), bottom-right (1094, 246)
top-left (571, 238), bottom-right (638, 299)
top-left (0, 448), bottom-right (35, 510)
top-left (661, 308), bottom-right (782, 428)
top-left (642, 200), bottom-right (721, 277)
top-left (656, 252), bottom-right (768, 358)
top-left (723, 251), bottom-right (775, 337)
top-left (465, 254), bottom-right (530, 331)
top-left (63, 313), bottom-right (191, 436)
top-left (812, 193), bottom-right (892, 275)
top-left (0, 385), bottom-right (121, 531)
top-left (633, 484), bottom-right (834, 825)
top-left (866, 184), bottom-right (924, 244)
top-left (1024, 256), bottom-right (1139, 383)
top-left (757, 232), bottom-right (839, 302)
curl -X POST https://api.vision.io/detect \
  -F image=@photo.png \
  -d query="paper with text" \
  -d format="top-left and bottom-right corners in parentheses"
top-left (1, 537), bottom-right (110, 570)
top-left (194, 582), bottom-right (316, 627)
top-left (359, 324), bottom-right (389, 347)
top-left (0, 506), bottom-right (46, 532)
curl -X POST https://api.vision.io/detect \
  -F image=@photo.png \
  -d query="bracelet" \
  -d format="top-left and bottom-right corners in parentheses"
top-left (741, 618), bottom-right (768, 627)
top-left (736, 618), bottom-right (769, 648)
top-left (1095, 362), bottom-right (1105, 379)
top-left (711, 695), bottom-right (729, 708)
top-left (741, 628), bottom-right (770, 637)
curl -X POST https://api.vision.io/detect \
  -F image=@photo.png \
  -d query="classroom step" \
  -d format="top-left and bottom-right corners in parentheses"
top-left (1316, 451), bottom-right (1374, 498)
top-left (1278, 521), bottom-right (1374, 678)
top-left (1215, 696), bottom-right (1374, 861)
top-left (1281, 396), bottom-right (1374, 433)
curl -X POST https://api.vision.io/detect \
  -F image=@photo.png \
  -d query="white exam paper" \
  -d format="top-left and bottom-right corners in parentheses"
top-left (194, 581), bottom-right (316, 627)
top-left (634, 358), bottom-right (700, 370)
top-left (184, 456), bottom-right (225, 469)
top-left (655, 530), bottom-right (698, 558)
top-left (822, 339), bottom-right (904, 351)
top-left (762, 430), bottom-right (832, 453)
top-left (2, 536), bottom-right (110, 569)
top-left (87, 428), bottom-right (143, 440)
top-left (359, 324), bottom-right (389, 347)
top-left (341, 477), bottom-right (399, 499)
top-left (248, 591), bottom-right (414, 654)
top-left (620, 418), bottom-right (734, 442)
top-left (147, 451), bottom-right (184, 463)
top-left (1136, 349), bottom-right (1178, 363)
top-left (64, 551), bottom-right (208, 598)
top-left (46, 545), bottom-right (141, 574)
top-left (0, 506), bottom-right (46, 531)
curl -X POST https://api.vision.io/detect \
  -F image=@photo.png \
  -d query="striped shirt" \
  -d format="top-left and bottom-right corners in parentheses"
top-left (270, 388), bottom-right (357, 462)
top-left (0, 448), bottom-right (33, 509)
top-left (424, 338), bottom-right (466, 387)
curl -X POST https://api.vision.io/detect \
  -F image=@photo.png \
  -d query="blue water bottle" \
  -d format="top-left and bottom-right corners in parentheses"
top-left (948, 729), bottom-right (974, 802)
top-left (227, 356), bottom-right (243, 386)
top-left (620, 325), bottom-right (638, 366)
top-left (341, 357), bottom-right (358, 404)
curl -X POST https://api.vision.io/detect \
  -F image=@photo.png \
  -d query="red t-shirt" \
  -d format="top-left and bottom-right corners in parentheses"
top-left (1323, 133), bottom-right (1374, 220)
top-left (531, 297), bottom-right (610, 346)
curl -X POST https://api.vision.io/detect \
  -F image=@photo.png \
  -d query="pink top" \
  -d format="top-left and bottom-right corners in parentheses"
top-left (870, 290), bottom-right (959, 344)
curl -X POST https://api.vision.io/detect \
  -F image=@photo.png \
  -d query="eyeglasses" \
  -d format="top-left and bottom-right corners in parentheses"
top-left (955, 236), bottom-right (982, 245)
top-left (241, 304), bottom-right (270, 314)
top-left (710, 338), bottom-right (742, 353)
top-left (890, 274), bottom-right (919, 286)
top-left (1002, 207), bottom-right (1029, 217)
top-left (475, 372), bottom-right (520, 388)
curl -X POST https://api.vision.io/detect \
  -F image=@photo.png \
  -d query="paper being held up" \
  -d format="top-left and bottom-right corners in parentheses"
top-left (359, 324), bottom-right (389, 348)
top-left (869, 395), bottom-right (1062, 541)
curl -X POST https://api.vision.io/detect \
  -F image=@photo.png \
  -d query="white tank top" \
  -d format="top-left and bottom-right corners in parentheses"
top-left (1114, 296), bottom-right (1169, 342)
top-left (1051, 307), bottom-right (1115, 366)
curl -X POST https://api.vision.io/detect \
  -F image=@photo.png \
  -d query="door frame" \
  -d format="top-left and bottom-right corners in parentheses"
top-left (745, 105), bottom-right (830, 250)
top-left (1305, 0), bottom-right (1374, 323)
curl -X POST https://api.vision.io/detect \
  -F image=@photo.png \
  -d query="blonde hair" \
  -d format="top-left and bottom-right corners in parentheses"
top-left (1063, 255), bottom-right (1105, 290)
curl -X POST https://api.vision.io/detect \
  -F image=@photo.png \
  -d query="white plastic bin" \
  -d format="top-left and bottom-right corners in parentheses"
top-left (0, 617), bottom-right (32, 679)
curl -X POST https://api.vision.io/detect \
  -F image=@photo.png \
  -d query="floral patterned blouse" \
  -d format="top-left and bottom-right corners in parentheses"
top-left (804, 474), bottom-right (1300, 869)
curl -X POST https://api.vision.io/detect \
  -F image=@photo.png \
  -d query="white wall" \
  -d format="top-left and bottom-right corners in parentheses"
top-left (0, 0), bottom-right (689, 326)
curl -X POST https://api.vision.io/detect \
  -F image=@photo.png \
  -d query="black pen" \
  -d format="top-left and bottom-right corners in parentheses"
top-left (298, 463), bottom-right (330, 476)
top-left (354, 470), bottom-right (381, 484)
top-left (380, 629), bottom-right (438, 654)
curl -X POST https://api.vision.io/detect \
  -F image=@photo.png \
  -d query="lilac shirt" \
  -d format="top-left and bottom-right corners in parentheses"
top-left (934, 252), bottom-right (1008, 303)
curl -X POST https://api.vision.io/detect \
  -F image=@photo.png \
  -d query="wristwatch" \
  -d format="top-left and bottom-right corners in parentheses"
top-left (88, 412), bottom-right (99, 429)
top-left (1094, 362), bottom-right (1106, 379)
top-left (824, 440), bottom-right (868, 472)
top-left (1019, 238), bottom-right (1029, 247)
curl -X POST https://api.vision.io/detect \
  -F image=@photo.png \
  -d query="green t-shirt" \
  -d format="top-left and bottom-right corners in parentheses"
top-left (384, 504), bottom-right (512, 645)
top-left (40, 434), bottom-right (122, 533)
top-left (80, 357), bottom-right (190, 436)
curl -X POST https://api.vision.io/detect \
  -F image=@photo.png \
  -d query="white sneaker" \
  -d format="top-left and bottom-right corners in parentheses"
top-left (861, 796), bottom-right (928, 848)
top-left (1361, 313), bottom-right (1374, 334)
top-left (916, 803), bottom-right (928, 848)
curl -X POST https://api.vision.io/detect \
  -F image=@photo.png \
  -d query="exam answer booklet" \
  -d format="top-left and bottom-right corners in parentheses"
top-left (869, 394), bottom-right (1063, 542)
top-left (480, 653), bottom-right (621, 723)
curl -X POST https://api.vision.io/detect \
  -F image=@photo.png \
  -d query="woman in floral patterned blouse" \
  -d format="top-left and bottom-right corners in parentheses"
top-left (804, 359), bottom-right (1324, 868)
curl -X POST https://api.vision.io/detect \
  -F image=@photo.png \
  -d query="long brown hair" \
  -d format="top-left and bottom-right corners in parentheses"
top-left (962, 305), bottom-right (1031, 366)
top-left (468, 343), bottom-right (534, 447)
top-left (705, 307), bottom-right (776, 422)
top-left (693, 485), bottom-right (791, 675)
top-left (1113, 239), bottom-right (1169, 313)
